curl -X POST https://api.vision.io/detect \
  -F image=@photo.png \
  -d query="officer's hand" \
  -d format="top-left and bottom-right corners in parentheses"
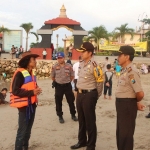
top-left (33, 88), bottom-right (42, 95)
top-left (137, 102), bottom-right (145, 111)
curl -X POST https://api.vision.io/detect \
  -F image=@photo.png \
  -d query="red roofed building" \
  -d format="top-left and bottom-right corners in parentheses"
top-left (33, 5), bottom-right (88, 60)
top-left (45, 5), bottom-right (80, 25)
top-left (45, 18), bottom-right (80, 25)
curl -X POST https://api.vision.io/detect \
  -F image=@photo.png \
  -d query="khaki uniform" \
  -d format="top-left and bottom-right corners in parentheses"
top-left (115, 63), bottom-right (143, 150)
top-left (51, 63), bottom-right (74, 84)
top-left (76, 58), bottom-right (103, 150)
top-left (116, 63), bottom-right (142, 99)
top-left (77, 59), bottom-right (103, 97)
top-left (51, 62), bottom-right (76, 117)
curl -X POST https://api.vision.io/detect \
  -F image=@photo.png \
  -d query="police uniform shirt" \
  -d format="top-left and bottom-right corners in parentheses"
top-left (115, 63), bottom-right (143, 98)
top-left (77, 58), bottom-right (97, 90)
top-left (51, 63), bottom-right (74, 84)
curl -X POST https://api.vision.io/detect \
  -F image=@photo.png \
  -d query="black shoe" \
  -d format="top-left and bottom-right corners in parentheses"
top-left (145, 113), bottom-right (150, 118)
top-left (59, 116), bottom-right (65, 123)
top-left (70, 143), bottom-right (86, 149)
top-left (23, 146), bottom-right (28, 150)
top-left (72, 115), bottom-right (78, 121)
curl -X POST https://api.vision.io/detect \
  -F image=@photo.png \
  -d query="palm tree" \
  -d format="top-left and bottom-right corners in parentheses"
top-left (114, 23), bottom-right (134, 43)
top-left (30, 42), bottom-right (39, 48)
top-left (88, 25), bottom-right (109, 52)
top-left (20, 23), bottom-right (39, 51)
top-left (0, 26), bottom-right (10, 50)
top-left (143, 18), bottom-right (150, 25)
top-left (0, 26), bottom-right (10, 33)
top-left (108, 30), bottom-right (118, 42)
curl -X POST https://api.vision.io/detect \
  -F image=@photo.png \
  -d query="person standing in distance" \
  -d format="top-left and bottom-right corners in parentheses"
top-left (51, 52), bottom-right (78, 123)
top-left (42, 48), bottom-right (47, 59)
top-left (115, 45), bottom-right (145, 150)
top-left (10, 51), bottom-right (42, 150)
top-left (71, 42), bottom-right (103, 150)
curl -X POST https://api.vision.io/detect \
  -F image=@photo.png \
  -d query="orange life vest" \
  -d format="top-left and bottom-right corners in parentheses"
top-left (10, 68), bottom-right (37, 108)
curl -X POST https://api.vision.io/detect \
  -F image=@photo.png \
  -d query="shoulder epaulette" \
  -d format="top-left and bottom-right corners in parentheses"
top-left (127, 67), bottom-right (132, 73)
top-left (92, 61), bottom-right (97, 67)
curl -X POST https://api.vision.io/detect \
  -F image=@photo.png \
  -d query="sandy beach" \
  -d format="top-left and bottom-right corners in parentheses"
top-left (0, 68), bottom-right (150, 150)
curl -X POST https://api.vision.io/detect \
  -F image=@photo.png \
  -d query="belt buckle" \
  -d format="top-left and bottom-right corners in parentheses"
top-left (78, 89), bottom-right (82, 93)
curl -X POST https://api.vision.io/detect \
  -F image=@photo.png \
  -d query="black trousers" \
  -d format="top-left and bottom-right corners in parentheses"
top-left (74, 79), bottom-right (78, 92)
top-left (55, 82), bottom-right (76, 116)
top-left (43, 55), bottom-right (46, 59)
top-left (116, 98), bottom-right (137, 150)
top-left (104, 82), bottom-right (112, 96)
top-left (76, 90), bottom-right (98, 150)
top-left (15, 103), bottom-right (36, 150)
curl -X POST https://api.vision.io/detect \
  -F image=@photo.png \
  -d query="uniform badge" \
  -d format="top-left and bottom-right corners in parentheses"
top-left (128, 74), bottom-right (136, 84)
top-left (87, 65), bottom-right (90, 68)
top-left (127, 67), bottom-right (132, 73)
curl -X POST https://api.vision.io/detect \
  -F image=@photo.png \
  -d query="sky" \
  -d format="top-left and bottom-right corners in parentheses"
top-left (0, 0), bottom-right (150, 49)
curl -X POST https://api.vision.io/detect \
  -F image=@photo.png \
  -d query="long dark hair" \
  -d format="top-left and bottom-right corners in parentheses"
top-left (19, 58), bottom-right (30, 68)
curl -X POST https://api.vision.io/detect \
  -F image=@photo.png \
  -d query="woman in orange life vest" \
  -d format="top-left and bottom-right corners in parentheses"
top-left (10, 51), bottom-right (42, 150)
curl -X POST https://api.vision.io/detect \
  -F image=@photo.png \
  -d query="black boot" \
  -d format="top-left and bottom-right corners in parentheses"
top-left (23, 146), bottom-right (28, 150)
top-left (59, 116), bottom-right (65, 123)
top-left (70, 143), bottom-right (86, 149)
top-left (71, 115), bottom-right (78, 121)
top-left (145, 113), bottom-right (150, 118)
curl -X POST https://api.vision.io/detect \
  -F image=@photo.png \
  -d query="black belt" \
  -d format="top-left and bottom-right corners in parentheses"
top-left (116, 98), bottom-right (137, 102)
top-left (78, 89), bottom-right (97, 94)
top-left (56, 82), bottom-right (70, 87)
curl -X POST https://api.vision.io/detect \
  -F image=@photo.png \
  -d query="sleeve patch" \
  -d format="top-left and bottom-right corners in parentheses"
top-left (128, 74), bottom-right (136, 84)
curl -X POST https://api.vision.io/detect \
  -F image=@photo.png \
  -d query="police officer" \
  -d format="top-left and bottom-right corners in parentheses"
top-left (51, 52), bottom-right (78, 123)
top-left (70, 42), bottom-right (103, 150)
top-left (115, 46), bottom-right (145, 150)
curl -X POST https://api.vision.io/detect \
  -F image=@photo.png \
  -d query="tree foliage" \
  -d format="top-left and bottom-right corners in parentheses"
top-left (20, 23), bottom-right (38, 51)
top-left (88, 25), bottom-right (109, 51)
top-left (114, 23), bottom-right (134, 43)
top-left (143, 18), bottom-right (150, 25)
top-left (0, 26), bottom-right (10, 33)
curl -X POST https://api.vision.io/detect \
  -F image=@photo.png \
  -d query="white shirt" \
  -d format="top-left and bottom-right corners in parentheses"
top-left (105, 71), bottom-right (113, 80)
top-left (103, 60), bottom-right (110, 72)
top-left (73, 62), bottom-right (80, 79)
top-left (42, 50), bottom-right (47, 55)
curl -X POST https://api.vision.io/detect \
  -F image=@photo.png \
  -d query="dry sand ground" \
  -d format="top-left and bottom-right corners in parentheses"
top-left (0, 73), bottom-right (150, 150)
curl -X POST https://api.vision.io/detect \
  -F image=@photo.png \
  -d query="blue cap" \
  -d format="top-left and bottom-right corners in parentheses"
top-left (57, 52), bottom-right (65, 58)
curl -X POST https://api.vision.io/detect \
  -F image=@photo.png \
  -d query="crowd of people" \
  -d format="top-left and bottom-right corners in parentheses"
top-left (10, 45), bottom-right (24, 59)
top-left (0, 41), bottom-right (149, 150)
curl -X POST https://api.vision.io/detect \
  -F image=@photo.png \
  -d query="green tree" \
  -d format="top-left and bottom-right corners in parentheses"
top-left (108, 30), bottom-right (118, 42)
top-left (143, 18), bottom-right (150, 25)
top-left (30, 42), bottom-right (39, 48)
top-left (0, 26), bottom-right (10, 33)
top-left (58, 47), bottom-right (64, 52)
top-left (88, 25), bottom-right (109, 52)
top-left (114, 23), bottom-right (134, 43)
top-left (20, 23), bottom-right (39, 51)
top-left (0, 26), bottom-right (10, 50)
